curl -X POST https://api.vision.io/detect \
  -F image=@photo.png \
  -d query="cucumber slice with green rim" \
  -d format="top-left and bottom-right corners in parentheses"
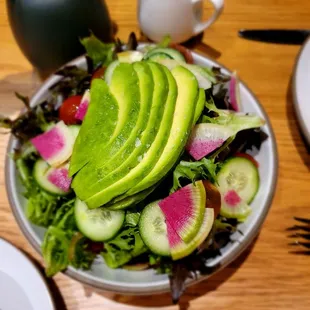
top-left (139, 201), bottom-right (170, 256)
top-left (75, 199), bottom-right (125, 241)
top-left (33, 159), bottom-right (69, 196)
top-left (217, 156), bottom-right (259, 204)
top-left (144, 48), bottom-right (185, 62)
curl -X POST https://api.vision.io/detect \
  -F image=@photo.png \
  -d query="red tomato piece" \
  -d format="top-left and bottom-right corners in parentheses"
top-left (235, 153), bottom-right (259, 168)
top-left (170, 44), bottom-right (194, 64)
top-left (59, 95), bottom-right (82, 125)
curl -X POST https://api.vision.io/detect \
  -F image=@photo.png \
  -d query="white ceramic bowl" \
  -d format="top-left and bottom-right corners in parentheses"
top-left (5, 49), bottom-right (278, 294)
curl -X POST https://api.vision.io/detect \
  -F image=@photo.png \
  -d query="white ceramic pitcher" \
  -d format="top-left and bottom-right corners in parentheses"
top-left (138, 0), bottom-right (224, 43)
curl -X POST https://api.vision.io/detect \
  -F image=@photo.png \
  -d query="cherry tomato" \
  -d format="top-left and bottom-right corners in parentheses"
top-left (235, 153), bottom-right (259, 168)
top-left (59, 95), bottom-right (82, 125)
top-left (170, 44), bottom-right (194, 64)
top-left (91, 66), bottom-right (106, 81)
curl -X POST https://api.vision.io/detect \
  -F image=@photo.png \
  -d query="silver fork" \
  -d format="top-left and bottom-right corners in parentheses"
top-left (287, 217), bottom-right (310, 255)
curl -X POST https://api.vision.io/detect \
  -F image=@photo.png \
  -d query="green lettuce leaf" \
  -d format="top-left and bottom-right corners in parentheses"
top-left (125, 210), bottom-right (141, 227)
top-left (42, 226), bottom-right (71, 277)
top-left (101, 227), bottom-right (147, 268)
top-left (171, 158), bottom-right (218, 193)
top-left (26, 191), bottom-right (58, 227)
top-left (81, 33), bottom-right (116, 67)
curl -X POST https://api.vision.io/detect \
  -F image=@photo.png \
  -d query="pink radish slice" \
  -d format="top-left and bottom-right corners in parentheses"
top-left (31, 121), bottom-right (74, 167)
top-left (229, 72), bottom-right (241, 112)
top-left (160, 185), bottom-right (194, 234)
top-left (166, 221), bottom-right (182, 248)
top-left (75, 91), bottom-right (90, 121)
top-left (47, 167), bottom-right (72, 192)
top-left (186, 123), bottom-right (234, 160)
top-left (224, 190), bottom-right (241, 207)
top-left (159, 181), bottom-right (206, 243)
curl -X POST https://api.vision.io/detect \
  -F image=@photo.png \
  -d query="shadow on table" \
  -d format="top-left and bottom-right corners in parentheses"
top-left (0, 71), bottom-right (41, 116)
top-left (87, 237), bottom-right (257, 309)
top-left (286, 77), bottom-right (310, 170)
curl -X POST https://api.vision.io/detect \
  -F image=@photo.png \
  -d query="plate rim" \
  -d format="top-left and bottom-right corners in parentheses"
top-left (0, 238), bottom-right (55, 310)
top-left (293, 36), bottom-right (310, 145)
top-left (5, 49), bottom-right (278, 295)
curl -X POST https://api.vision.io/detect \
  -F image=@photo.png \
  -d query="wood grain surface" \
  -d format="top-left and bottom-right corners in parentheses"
top-left (1, 0), bottom-right (310, 309)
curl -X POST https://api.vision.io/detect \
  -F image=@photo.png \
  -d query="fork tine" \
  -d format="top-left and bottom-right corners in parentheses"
top-left (294, 217), bottom-right (310, 224)
top-left (286, 225), bottom-right (310, 232)
top-left (289, 241), bottom-right (310, 249)
top-left (288, 233), bottom-right (310, 240)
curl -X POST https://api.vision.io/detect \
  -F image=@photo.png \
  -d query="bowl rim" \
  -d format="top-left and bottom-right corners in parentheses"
top-left (5, 49), bottom-right (278, 295)
top-left (292, 36), bottom-right (310, 146)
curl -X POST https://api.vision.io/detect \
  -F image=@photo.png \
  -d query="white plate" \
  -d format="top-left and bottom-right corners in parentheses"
top-left (0, 238), bottom-right (55, 310)
top-left (293, 37), bottom-right (310, 144)
top-left (5, 48), bottom-right (278, 295)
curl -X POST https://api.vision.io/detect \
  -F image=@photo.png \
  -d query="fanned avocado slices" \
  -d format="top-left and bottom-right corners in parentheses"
top-left (71, 61), bottom-right (199, 209)
top-left (71, 63), bottom-right (141, 193)
top-left (84, 63), bottom-right (178, 208)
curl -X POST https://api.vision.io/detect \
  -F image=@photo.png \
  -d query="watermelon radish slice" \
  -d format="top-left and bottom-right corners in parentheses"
top-left (75, 91), bottom-right (90, 121)
top-left (186, 113), bottom-right (265, 161)
top-left (139, 201), bottom-right (214, 260)
top-left (33, 159), bottom-right (71, 195)
top-left (220, 189), bottom-right (251, 221)
top-left (170, 208), bottom-right (214, 260)
top-left (47, 165), bottom-right (72, 192)
top-left (186, 124), bottom-right (235, 160)
top-left (229, 72), bottom-right (241, 112)
top-left (31, 121), bottom-right (75, 167)
top-left (159, 181), bottom-right (206, 243)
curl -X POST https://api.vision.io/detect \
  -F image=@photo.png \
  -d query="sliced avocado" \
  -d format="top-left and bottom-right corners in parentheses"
top-left (194, 88), bottom-right (206, 124)
top-left (69, 79), bottom-right (119, 176)
top-left (73, 62), bottom-right (155, 199)
top-left (106, 186), bottom-right (156, 210)
top-left (126, 65), bottom-right (199, 196)
top-left (85, 63), bottom-right (178, 208)
top-left (72, 63), bottom-right (141, 195)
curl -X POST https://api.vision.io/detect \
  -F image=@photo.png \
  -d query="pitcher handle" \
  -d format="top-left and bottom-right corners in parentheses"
top-left (193, 0), bottom-right (224, 35)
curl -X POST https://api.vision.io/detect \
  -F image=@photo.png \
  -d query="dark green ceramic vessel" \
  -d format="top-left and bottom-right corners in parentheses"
top-left (7, 0), bottom-right (112, 74)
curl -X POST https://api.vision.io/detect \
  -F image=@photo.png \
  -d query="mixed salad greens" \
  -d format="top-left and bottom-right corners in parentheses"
top-left (2, 33), bottom-right (268, 303)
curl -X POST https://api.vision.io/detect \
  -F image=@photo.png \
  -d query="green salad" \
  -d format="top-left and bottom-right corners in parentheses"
top-left (2, 33), bottom-right (268, 303)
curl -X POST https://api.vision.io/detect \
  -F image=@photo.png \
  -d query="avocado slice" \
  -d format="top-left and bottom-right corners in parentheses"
top-left (194, 88), bottom-right (206, 124)
top-left (72, 62), bottom-right (154, 197)
top-left (85, 63), bottom-right (178, 208)
top-left (69, 79), bottom-right (119, 176)
top-left (126, 65), bottom-right (199, 196)
top-left (71, 63), bottom-right (141, 194)
top-left (105, 186), bottom-right (156, 210)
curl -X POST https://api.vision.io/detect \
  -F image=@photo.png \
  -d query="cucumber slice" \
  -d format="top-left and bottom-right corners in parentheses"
top-left (75, 199), bottom-right (125, 241)
top-left (217, 157), bottom-right (259, 204)
top-left (139, 202), bottom-right (170, 256)
top-left (144, 48), bottom-right (185, 62)
top-left (33, 159), bottom-right (69, 195)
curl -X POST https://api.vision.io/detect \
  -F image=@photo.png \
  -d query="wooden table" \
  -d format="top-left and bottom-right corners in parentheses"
top-left (1, 0), bottom-right (310, 309)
